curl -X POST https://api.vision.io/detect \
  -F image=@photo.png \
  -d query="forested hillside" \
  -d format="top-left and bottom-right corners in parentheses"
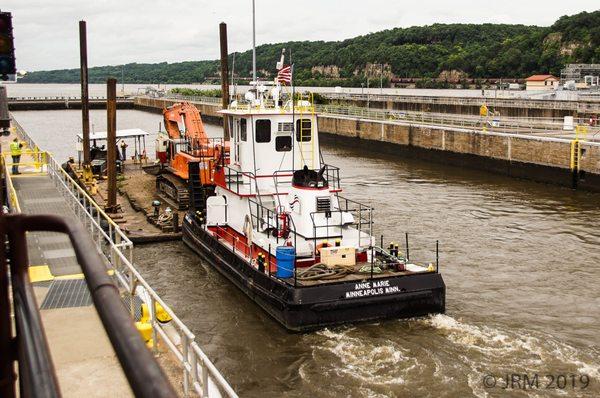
top-left (20, 10), bottom-right (600, 86)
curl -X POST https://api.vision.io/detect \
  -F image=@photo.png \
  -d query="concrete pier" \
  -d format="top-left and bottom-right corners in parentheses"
top-left (8, 97), bottom-right (134, 111)
top-left (133, 96), bottom-right (600, 192)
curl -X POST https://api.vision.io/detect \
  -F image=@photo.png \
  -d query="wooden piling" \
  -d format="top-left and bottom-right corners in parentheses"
top-left (79, 20), bottom-right (91, 164)
top-left (0, 86), bottom-right (9, 130)
top-left (219, 22), bottom-right (230, 141)
top-left (106, 78), bottom-right (117, 212)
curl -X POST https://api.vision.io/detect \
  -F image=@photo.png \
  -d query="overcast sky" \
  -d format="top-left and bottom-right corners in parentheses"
top-left (4, 0), bottom-right (599, 71)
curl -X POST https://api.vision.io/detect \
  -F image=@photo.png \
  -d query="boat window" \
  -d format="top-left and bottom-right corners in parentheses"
top-left (276, 136), bottom-right (292, 152)
top-left (296, 119), bottom-right (311, 142)
top-left (240, 118), bottom-right (247, 142)
top-left (256, 120), bottom-right (271, 143)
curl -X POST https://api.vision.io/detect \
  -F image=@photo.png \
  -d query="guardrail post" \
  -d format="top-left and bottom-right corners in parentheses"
top-left (149, 295), bottom-right (158, 354)
top-left (115, 232), bottom-right (122, 270)
top-left (96, 211), bottom-right (101, 247)
top-left (129, 273), bottom-right (137, 317)
top-left (181, 332), bottom-right (190, 397)
top-left (188, 350), bottom-right (199, 396)
top-left (201, 357), bottom-right (209, 397)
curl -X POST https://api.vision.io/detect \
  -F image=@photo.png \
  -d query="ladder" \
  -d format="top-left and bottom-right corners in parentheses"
top-left (295, 93), bottom-right (316, 170)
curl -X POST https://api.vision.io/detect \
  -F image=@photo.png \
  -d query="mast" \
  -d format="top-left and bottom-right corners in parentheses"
top-left (252, 0), bottom-right (257, 83)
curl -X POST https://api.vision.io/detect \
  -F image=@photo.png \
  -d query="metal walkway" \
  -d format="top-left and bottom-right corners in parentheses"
top-left (4, 117), bottom-right (238, 398)
top-left (2, 144), bottom-right (135, 396)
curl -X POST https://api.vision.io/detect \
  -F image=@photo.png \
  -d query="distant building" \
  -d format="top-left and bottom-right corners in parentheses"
top-left (525, 75), bottom-right (559, 91)
top-left (560, 64), bottom-right (600, 89)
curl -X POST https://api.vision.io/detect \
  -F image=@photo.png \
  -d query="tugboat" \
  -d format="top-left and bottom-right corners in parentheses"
top-left (181, 58), bottom-right (445, 331)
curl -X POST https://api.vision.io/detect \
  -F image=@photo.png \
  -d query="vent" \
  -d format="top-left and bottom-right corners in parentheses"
top-left (277, 122), bottom-right (293, 133)
top-left (40, 279), bottom-right (92, 309)
top-left (316, 197), bottom-right (331, 212)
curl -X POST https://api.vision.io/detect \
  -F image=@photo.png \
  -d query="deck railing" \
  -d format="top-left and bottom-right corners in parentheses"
top-left (11, 116), bottom-right (238, 398)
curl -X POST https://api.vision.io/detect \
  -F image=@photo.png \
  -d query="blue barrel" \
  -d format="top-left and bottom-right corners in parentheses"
top-left (275, 246), bottom-right (296, 278)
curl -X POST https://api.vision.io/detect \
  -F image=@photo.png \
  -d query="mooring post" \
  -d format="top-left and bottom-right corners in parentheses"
top-left (219, 22), bottom-right (230, 141)
top-left (0, 86), bottom-right (9, 133)
top-left (79, 20), bottom-right (91, 165)
top-left (106, 78), bottom-right (117, 212)
top-left (436, 240), bottom-right (439, 273)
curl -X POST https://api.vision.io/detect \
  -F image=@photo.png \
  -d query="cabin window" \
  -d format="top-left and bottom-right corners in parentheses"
top-left (296, 119), bottom-right (312, 142)
top-left (240, 118), bottom-right (247, 142)
top-left (276, 136), bottom-right (292, 152)
top-left (256, 120), bottom-right (271, 143)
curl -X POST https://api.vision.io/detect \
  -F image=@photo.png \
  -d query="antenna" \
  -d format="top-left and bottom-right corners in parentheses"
top-left (232, 52), bottom-right (236, 97)
top-left (252, 0), bottom-right (256, 84)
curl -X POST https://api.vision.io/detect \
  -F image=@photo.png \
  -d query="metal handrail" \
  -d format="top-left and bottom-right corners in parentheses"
top-left (11, 115), bottom-right (238, 397)
top-left (321, 92), bottom-right (600, 111)
top-left (0, 214), bottom-right (178, 398)
top-left (151, 94), bottom-right (600, 137)
top-left (2, 158), bottom-right (20, 213)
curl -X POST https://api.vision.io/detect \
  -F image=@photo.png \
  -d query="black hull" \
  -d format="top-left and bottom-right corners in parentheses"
top-left (183, 216), bottom-right (446, 332)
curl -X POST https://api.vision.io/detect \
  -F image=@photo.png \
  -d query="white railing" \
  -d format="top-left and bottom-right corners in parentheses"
top-left (138, 93), bottom-right (222, 105)
top-left (321, 92), bottom-right (600, 112)
top-left (2, 157), bottom-right (21, 213)
top-left (151, 94), bottom-right (599, 137)
top-left (11, 116), bottom-right (237, 398)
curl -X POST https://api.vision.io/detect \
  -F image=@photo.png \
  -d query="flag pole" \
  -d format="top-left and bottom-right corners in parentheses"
top-left (291, 62), bottom-right (295, 171)
top-left (252, 0), bottom-right (257, 84)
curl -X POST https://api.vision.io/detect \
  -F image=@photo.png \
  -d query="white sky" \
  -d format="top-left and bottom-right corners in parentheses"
top-left (4, 0), bottom-right (599, 71)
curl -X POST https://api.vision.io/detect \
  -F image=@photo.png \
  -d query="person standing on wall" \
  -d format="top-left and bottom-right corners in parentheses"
top-left (10, 137), bottom-right (23, 174)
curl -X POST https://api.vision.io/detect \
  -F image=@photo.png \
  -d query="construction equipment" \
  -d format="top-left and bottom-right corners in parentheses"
top-left (154, 102), bottom-right (227, 209)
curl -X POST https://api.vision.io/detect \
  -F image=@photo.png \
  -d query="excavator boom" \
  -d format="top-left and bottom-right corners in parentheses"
top-left (162, 102), bottom-right (208, 147)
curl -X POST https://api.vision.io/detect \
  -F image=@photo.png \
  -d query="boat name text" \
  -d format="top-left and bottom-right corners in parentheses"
top-left (345, 280), bottom-right (401, 298)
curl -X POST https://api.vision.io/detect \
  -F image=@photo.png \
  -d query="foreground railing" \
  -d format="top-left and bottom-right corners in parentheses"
top-left (0, 214), bottom-right (178, 398)
top-left (2, 157), bottom-right (20, 213)
top-left (11, 116), bottom-right (237, 397)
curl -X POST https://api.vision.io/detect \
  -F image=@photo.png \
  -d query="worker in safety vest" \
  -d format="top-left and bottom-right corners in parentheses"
top-left (10, 137), bottom-right (24, 174)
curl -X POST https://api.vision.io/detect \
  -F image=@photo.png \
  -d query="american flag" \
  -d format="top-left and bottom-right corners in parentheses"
top-left (277, 65), bottom-right (292, 84)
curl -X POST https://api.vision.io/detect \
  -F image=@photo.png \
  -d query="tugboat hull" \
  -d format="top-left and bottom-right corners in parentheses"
top-left (183, 216), bottom-right (446, 332)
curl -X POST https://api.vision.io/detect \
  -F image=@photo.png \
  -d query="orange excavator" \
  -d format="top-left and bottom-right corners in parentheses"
top-left (155, 102), bottom-right (227, 209)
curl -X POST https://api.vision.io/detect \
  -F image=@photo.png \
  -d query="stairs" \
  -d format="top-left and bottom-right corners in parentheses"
top-left (188, 162), bottom-right (213, 212)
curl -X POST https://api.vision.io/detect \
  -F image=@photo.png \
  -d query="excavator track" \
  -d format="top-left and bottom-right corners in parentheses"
top-left (156, 173), bottom-right (189, 210)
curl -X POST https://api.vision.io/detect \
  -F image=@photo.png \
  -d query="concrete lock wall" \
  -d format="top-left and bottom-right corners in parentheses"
top-left (133, 97), bottom-right (600, 191)
top-left (318, 115), bottom-right (600, 191)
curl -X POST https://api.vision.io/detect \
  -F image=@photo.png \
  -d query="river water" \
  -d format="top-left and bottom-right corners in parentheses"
top-left (13, 107), bottom-right (600, 397)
